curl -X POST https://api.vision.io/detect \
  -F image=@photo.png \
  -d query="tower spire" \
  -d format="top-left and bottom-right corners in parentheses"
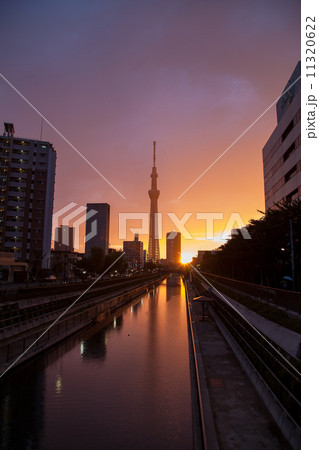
top-left (148, 141), bottom-right (160, 263)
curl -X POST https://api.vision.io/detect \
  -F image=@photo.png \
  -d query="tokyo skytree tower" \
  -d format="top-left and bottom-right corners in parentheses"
top-left (148, 141), bottom-right (160, 262)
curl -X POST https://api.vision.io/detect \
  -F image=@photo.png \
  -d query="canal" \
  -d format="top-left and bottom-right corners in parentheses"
top-left (0, 275), bottom-right (193, 450)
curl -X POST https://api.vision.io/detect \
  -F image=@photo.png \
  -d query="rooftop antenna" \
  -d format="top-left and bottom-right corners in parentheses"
top-left (40, 117), bottom-right (43, 140)
top-left (153, 141), bottom-right (156, 166)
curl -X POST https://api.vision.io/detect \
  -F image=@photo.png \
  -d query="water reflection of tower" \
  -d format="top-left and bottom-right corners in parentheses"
top-left (132, 300), bottom-right (142, 316)
top-left (166, 274), bottom-right (181, 302)
top-left (147, 287), bottom-right (159, 382)
top-left (80, 315), bottom-right (123, 361)
top-left (148, 141), bottom-right (160, 262)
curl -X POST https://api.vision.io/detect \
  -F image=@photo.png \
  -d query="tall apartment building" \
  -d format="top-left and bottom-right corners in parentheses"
top-left (123, 234), bottom-right (144, 269)
top-left (0, 123), bottom-right (56, 271)
top-left (85, 203), bottom-right (110, 256)
top-left (166, 231), bottom-right (181, 264)
top-left (262, 62), bottom-right (301, 211)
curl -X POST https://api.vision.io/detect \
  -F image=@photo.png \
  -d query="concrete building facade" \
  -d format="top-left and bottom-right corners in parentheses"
top-left (0, 123), bottom-right (56, 271)
top-left (166, 231), bottom-right (181, 264)
top-left (123, 234), bottom-right (144, 269)
top-left (262, 62), bottom-right (301, 211)
top-left (84, 203), bottom-right (110, 256)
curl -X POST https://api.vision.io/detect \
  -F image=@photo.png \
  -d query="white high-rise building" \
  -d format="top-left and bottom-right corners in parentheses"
top-left (262, 62), bottom-right (301, 211)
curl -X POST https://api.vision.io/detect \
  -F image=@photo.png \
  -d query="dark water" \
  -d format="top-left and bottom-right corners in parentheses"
top-left (0, 275), bottom-right (192, 450)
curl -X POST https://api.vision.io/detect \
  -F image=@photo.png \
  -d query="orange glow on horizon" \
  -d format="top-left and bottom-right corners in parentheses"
top-left (180, 252), bottom-right (196, 264)
top-left (5, 1), bottom-right (298, 261)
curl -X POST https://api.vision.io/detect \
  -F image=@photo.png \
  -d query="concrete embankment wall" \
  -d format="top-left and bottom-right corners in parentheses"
top-left (0, 276), bottom-right (166, 375)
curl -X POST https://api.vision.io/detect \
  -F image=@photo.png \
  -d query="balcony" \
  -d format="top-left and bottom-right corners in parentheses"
top-left (5, 231), bottom-right (23, 238)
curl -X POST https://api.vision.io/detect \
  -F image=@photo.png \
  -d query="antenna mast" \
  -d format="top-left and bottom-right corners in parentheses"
top-left (153, 141), bottom-right (156, 166)
top-left (40, 117), bottom-right (43, 141)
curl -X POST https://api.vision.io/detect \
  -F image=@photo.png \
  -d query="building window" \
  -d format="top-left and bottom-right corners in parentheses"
top-left (286, 188), bottom-right (299, 203)
top-left (282, 120), bottom-right (294, 142)
top-left (285, 164), bottom-right (298, 183)
top-left (283, 142), bottom-right (296, 162)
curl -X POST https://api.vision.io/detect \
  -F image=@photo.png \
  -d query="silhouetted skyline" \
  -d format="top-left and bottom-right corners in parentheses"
top-left (0, 0), bottom-right (300, 260)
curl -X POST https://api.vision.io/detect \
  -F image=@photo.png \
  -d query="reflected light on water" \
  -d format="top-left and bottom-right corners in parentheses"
top-left (0, 275), bottom-right (192, 450)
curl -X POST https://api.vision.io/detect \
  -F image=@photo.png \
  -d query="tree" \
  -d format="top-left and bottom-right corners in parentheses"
top-left (104, 251), bottom-right (127, 273)
top-left (200, 199), bottom-right (300, 290)
top-left (87, 246), bottom-right (105, 274)
top-left (144, 261), bottom-right (156, 271)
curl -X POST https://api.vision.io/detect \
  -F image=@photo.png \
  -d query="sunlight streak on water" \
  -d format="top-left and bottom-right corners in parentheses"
top-left (0, 275), bottom-right (192, 450)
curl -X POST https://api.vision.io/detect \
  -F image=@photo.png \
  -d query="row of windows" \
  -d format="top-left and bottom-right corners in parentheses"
top-left (286, 187), bottom-right (300, 204)
top-left (264, 136), bottom-right (283, 168)
top-left (5, 217), bottom-right (23, 222)
top-left (7, 206), bottom-right (24, 212)
top-left (11, 158), bottom-right (28, 164)
top-left (0, 139), bottom-right (51, 148)
top-left (265, 178), bottom-right (285, 202)
top-left (10, 168), bottom-right (27, 174)
top-left (5, 216), bottom-right (43, 225)
top-left (11, 159), bottom-right (47, 167)
top-left (264, 134), bottom-right (301, 184)
top-left (9, 176), bottom-right (26, 184)
top-left (285, 161), bottom-right (301, 184)
top-left (13, 140), bottom-right (30, 146)
top-left (12, 149), bottom-right (29, 155)
top-left (1, 167), bottom-right (47, 177)
top-left (263, 108), bottom-right (301, 168)
top-left (11, 149), bottom-right (47, 156)
top-left (7, 196), bottom-right (25, 202)
top-left (293, 109), bottom-right (301, 126)
top-left (4, 237), bottom-right (43, 245)
top-left (5, 237), bottom-right (22, 243)
top-left (6, 226), bottom-right (23, 232)
top-left (9, 186), bottom-right (26, 193)
top-left (265, 161), bottom-right (301, 202)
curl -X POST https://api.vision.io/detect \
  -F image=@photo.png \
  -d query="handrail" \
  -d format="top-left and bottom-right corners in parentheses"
top-left (200, 271), bottom-right (300, 295)
top-left (183, 277), bottom-right (207, 450)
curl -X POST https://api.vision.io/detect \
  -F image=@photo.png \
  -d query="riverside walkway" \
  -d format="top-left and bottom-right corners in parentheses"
top-left (186, 280), bottom-right (292, 449)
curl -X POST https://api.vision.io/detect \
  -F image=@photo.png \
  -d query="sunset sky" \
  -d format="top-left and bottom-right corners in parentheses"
top-left (1, 0), bottom-right (300, 261)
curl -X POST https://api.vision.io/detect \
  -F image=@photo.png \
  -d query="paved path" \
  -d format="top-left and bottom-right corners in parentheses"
top-left (187, 281), bottom-right (291, 449)
top-left (200, 280), bottom-right (300, 358)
